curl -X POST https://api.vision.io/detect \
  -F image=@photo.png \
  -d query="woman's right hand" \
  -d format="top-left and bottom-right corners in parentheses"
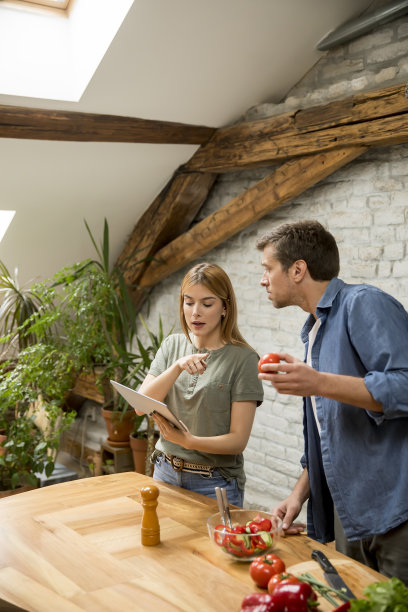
top-left (177, 353), bottom-right (209, 375)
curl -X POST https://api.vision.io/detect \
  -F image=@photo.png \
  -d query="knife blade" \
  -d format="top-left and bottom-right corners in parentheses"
top-left (311, 550), bottom-right (356, 600)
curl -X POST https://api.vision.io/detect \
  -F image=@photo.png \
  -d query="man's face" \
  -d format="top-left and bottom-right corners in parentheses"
top-left (260, 244), bottom-right (294, 309)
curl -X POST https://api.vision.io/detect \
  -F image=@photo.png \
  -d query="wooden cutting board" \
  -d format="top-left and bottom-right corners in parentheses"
top-left (287, 558), bottom-right (386, 611)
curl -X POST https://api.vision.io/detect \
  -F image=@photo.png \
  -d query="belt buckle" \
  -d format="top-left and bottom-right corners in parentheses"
top-left (170, 455), bottom-right (184, 472)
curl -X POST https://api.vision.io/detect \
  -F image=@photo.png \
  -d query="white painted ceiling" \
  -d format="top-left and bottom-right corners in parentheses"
top-left (0, 0), bottom-right (376, 287)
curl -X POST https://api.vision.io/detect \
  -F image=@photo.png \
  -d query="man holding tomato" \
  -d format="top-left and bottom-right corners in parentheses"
top-left (256, 219), bottom-right (408, 585)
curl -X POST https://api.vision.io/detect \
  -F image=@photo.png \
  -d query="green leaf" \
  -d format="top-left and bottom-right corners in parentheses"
top-left (45, 461), bottom-right (55, 478)
top-left (84, 218), bottom-right (103, 263)
top-left (349, 578), bottom-right (408, 612)
top-left (102, 218), bottom-right (110, 274)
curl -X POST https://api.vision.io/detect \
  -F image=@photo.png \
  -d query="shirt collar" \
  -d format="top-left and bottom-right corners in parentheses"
top-left (301, 277), bottom-right (345, 341)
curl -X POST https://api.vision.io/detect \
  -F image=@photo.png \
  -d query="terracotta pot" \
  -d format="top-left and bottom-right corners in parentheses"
top-left (129, 434), bottom-right (148, 474)
top-left (101, 408), bottom-right (135, 447)
top-left (129, 433), bottom-right (159, 474)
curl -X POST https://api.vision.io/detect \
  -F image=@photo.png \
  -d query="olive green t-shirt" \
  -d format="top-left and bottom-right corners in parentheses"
top-left (149, 334), bottom-right (264, 489)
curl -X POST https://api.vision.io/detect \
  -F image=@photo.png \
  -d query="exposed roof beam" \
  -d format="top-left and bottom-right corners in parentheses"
top-left (116, 170), bottom-right (217, 306)
top-left (185, 82), bottom-right (408, 172)
top-left (0, 105), bottom-right (216, 144)
top-left (138, 146), bottom-right (366, 288)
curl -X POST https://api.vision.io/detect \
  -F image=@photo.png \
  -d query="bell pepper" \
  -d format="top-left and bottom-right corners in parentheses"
top-left (270, 582), bottom-right (319, 611)
top-left (232, 525), bottom-right (248, 534)
top-left (213, 524), bottom-right (232, 546)
top-left (240, 593), bottom-right (277, 611)
top-left (246, 517), bottom-right (273, 534)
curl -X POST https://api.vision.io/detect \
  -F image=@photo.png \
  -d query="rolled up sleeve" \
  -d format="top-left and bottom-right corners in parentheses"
top-left (348, 288), bottom-right (408, 421)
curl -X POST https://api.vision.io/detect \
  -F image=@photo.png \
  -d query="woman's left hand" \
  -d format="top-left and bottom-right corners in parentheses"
top-left (152, 412), bottom-right (191, 447)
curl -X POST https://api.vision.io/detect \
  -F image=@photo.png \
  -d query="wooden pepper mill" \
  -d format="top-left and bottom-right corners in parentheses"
top-left (140, 484), bottom-right (160, 546)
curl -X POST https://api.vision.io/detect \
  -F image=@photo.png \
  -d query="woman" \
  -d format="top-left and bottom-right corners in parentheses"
top-left (138, 262), bottom-right (263, 506)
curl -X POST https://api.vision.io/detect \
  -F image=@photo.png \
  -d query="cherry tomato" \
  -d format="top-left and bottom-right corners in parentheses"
top-left (258, 353), bottom-right (280, 373)
top-left (249, 553), bottom-right (286, 589)
top-left (267, 572), bottom-right (301, 596)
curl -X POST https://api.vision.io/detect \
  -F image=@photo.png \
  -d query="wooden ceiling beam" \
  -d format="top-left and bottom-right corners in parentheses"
top-left (0, 105), bottom-right (216, 144)
top-left (185, 82), bottom-right (408, 171)
top-left (138, 146), bottom-right (367, 289)
top-left (116, 170), bottom-right (217, 306)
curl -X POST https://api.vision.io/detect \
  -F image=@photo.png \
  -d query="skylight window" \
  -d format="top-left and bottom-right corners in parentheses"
top-left (0, 0), bottom-right (134, 101)
top-left (0, 211), bottom-right (16, 245)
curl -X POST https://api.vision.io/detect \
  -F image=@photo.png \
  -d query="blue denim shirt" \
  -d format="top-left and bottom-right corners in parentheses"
top-left (301, 278), bottom-right (408, 542)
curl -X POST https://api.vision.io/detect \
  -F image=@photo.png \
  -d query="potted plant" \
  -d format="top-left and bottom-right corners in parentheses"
top-left (0, 262), bottom-right (75, 493)
top-left (8, 219), bottom-right (141, 447)
top-left (50, 220), bottom-right (170, 462)
top-left (0, 342), bottom-right (76, 493)
top-left (0, 260), bottom-right (44, 360)
top-left (0, 219), bottom-right (170, 480)
top-left (0, 404), bottom-right (74, 494)
top-left (127, 315), bottom-right (169, 475)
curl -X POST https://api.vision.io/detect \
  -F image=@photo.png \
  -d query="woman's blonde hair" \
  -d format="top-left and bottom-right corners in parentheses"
top-left (179, 262), bottom-right (250, 348)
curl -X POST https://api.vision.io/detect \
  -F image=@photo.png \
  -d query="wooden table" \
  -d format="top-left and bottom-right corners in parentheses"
top-left (0, 473), bottom-right (386, 611)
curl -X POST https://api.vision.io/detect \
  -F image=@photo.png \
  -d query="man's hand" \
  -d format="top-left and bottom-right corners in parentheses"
top-left (259, 352), bottom-right (383, 411)
top-left (272, 495), bottom-right (306, 536)
top-left (258, 352), bottom-right (321, 397)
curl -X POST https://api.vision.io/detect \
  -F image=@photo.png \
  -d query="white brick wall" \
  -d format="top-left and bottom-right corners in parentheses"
top-left (139, 14), bottom-right (408, 518)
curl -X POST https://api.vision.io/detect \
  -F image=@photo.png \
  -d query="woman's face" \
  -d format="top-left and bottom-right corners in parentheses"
top-left (182, 283), bottom-right (225, 343)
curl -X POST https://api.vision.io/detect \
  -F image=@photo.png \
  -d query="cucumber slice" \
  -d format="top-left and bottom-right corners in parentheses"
top-left (257, 530), bottom-right (273, 547)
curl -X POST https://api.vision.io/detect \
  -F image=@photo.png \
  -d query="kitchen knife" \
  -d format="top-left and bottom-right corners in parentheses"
top-left (311, 550), bottom-right (356, 600)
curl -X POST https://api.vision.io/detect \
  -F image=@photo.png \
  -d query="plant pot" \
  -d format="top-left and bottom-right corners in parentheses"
top-left (129, 432), bottom-right (159, 474)
top-left (129, 434), bottom-right (148, 474)
top-left (101, 408), bottom-right (136, 447)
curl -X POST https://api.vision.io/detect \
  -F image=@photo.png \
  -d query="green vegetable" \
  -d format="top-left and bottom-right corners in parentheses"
top-left (258, 531), bottom-right (273, 547)
top-left (298, 571), bottom-right (348, 606)
top-left (349, 577), bottom-right (408, 612)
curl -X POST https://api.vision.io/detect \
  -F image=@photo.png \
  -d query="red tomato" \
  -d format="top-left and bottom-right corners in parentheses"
top-left (258, 353), bottom-right (280, 373)
top-left (249, 553), bottom-right (286, 589)
top-left (267, 572), bottom-right (301, 595)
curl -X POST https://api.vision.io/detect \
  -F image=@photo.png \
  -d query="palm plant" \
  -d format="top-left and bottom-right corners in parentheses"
top-left (0, 261), bottom-right (44, 359)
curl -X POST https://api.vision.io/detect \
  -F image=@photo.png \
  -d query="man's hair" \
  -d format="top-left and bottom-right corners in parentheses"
top-left (256, 220), bottom-right (340, 281)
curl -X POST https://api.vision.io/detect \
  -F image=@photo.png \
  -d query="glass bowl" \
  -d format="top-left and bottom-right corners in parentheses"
top-left (207, 509), bottom-right (282, 562)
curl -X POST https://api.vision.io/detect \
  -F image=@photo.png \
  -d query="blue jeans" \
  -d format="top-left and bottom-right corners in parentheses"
top-left (152, 454), bottom-right (244, 507)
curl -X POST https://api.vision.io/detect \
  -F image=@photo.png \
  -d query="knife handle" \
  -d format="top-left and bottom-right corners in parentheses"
top-left (311, 549), bottom-right (337, 572)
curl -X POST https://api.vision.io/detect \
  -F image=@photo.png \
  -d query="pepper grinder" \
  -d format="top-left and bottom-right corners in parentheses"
top-left (140, 485), bottom-right (160, 546)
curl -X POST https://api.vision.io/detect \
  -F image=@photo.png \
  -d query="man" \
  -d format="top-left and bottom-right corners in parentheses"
top-left (257, 219), bottom-right (408, 584)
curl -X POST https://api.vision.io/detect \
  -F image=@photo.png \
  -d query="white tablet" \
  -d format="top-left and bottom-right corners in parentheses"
top-left (110, 380), bottom-right (188, 431)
